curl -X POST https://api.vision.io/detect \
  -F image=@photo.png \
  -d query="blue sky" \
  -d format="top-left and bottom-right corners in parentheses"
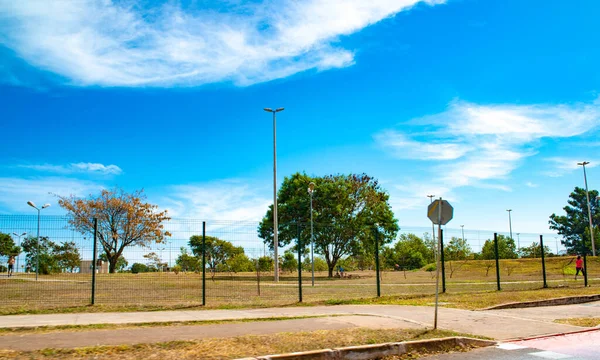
top-left (1, 0), bottom-right (599, 236)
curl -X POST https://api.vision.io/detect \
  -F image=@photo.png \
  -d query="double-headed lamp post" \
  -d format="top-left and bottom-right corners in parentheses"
top-left (578, 161), bottom-right (596, 256)
top-left (27, 201), bottom-right (50, 281)
top-left (264, 107), bottom-right (284, 282)
top-left (308, 182), bottom-right (315, 287)
top-left (12, 232), bottom-right (26, 274)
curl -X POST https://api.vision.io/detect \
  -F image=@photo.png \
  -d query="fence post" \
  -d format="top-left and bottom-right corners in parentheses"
top-left (297, 222), bottom-right (303, 303)
top-left (91, 218), bottom-right (98, 305)
top-left (256, 259), bottom-right (261, 296)
top-left (440, 229), bottom-right (446, 293)
top-left (375, 227), bottom-right (381, 297)
top-left (494, 233), bottom-right (501, 291)
top-left (202, 221), bottom-right (206, 306)
top-left (540, 235), bottom-right (548, 288)
top-left (583, 252), bottom-right (588, 287)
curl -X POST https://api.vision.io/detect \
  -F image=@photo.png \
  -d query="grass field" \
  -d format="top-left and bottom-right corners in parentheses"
top-left (0, 256), bottom-right (598, 314)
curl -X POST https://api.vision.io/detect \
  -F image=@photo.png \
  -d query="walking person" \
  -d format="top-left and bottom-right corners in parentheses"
top-left (575, 255), bottom-right (586, 279)
top-left (7, 256), bottom-right (15, 277)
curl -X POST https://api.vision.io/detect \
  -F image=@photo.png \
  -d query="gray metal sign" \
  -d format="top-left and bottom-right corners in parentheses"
top-left (427, 199), bottom-right (453, 225)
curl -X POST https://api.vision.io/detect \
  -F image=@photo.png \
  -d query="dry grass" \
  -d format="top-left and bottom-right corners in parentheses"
top-left (0, 256), bottom-right (597, 314)
top-left (0, 328), bottom-right (470, 360)
top-left (555, 317), bottom-right (600, 327)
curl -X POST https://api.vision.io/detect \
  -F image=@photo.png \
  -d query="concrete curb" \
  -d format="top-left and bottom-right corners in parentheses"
top-left (235, 337), bottom-right (496, 360)
top-left (505, 327), bottom-right (600, 342)
top-left (481, 294), bottom-right (600, 310)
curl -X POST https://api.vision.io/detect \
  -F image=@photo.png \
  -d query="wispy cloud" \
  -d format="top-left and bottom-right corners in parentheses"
top-left (19, 162), bottom-right (122, 175)
top-left (525, 182), bottom-right (538, 188)
top-left (543, 157), bottom-right (599, 177)
top-left (0, 0), bottom-right (444, 87)
top-left (0, 177), bottom-right (104, 214)
top-left (160, 180), bottom-right (270, 221)
top-left (377, 98), bottom-right (600, 208)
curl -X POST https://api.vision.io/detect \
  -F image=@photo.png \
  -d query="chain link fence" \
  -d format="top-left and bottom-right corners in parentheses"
top-left (0, 215), bottom-right (595, 312)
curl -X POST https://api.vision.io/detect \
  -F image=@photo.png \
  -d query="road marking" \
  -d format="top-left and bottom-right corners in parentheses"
top-left (529, 350), bottom-right (572, 359)
top-left (497, 343), bottom-right (527, 350)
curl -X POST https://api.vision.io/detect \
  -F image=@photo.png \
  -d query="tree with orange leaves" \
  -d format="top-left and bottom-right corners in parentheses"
top-left (57, 188), bottom-right (170, 273)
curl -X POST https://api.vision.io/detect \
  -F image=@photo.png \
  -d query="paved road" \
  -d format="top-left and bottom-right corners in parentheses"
top-left (423, 329), bottom-right (600, 359)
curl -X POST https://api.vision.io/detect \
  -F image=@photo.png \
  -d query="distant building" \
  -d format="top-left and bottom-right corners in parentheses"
top-left (79, 260), bottom-right (109, 274)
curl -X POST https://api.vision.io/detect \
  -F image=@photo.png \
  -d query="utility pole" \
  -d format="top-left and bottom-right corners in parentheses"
top-left (578, 161), bottom-right (596, 257)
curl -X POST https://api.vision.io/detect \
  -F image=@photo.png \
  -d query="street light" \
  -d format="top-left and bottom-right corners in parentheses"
top-left (516, 233), bottom-right (521, 250)
top-left (506, 209), bottom-right (513, 241)
top-left (27, 201), bottom-right (50, 281)
top-left (460, 225), bottom-right (465, 242)
top-left (264, 107), bottom-right (284, 282)
top-left (308, 182), bottom-right (315, 287)
top-left (11, 232), bottom-right (26, 274)
top-left (577, 161), bottom-right (596, 256)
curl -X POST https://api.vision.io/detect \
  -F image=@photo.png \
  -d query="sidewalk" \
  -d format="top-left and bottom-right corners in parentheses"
top-left (1, 302), bottom-right (598, 351)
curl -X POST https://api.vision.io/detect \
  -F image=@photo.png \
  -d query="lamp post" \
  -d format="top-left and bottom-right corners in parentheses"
top-left (308, 182), bottom-right (315, 287)
top-left (264, 107), bottom-right (284, 282)
top-left (460, 225), bottom-right (465, 242)
top-left (577, 161), bottom-right (596, 257)
top-left (11, 232), bottom-right (26, 274)
top-left (516, 233), bottom-right (521, 251)
top-left (506, 209), bottom-right (513, 241)
top-left (27, 201), bottom-right (50, 281)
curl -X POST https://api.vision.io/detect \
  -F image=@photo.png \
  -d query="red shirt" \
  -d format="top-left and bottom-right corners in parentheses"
top-left (576, 258), bottom-right (583, 268)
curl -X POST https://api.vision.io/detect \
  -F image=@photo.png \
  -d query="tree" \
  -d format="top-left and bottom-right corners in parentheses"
top-left (188, 236), bottom-right (244, 273)
top-left (382, 234), bottom-right (433, 270)
top-left (302, 256), bottom-right (328, 272)
top-left (176, 247), bottom-right (200, 272)
top-left (258, 173), bottom-right (399, 277)
top-left (549, 187), bottom-right (599, 254)
top-left (143, 252), bottom-right (166, 271)
top-left (99, 253), bottom-right (128, 272)
top-left (54, 241), bottom-right (81, 273)
top-left (281, 250), bottom-right (298, 273)
top-left (21, 236), bottom-right (59, 274)
top-left (0, 233), bottom-right (21, 257)
top-left (223, 253), bottom-right (255, 273)
top-left (257, 256), bottom-right (273, 272)
top-left (131, 262), bottom-right (150, 274)
top-left (57, 188), bottom-right (170, 273)
top-left (519, 242), bottom-right (553, 258)
top-left (480, 235), bottom-right (518, 260)
top-left (444, 237), bottom-right (472, 261)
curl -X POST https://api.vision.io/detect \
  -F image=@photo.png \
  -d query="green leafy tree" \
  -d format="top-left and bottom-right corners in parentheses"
top-left (302, 256), bottom-right (328, 272)
top-left (257, 256), bottom-right (273, 272)
top-left (549, 187), bottom-right (599, 254)
top-left (444, 237), bottom-right (472, 261)
top-left (519, 242), bottom-right (553, 258)
top-left (0, 233), bottom-right (21, 258)
top-left (143, 252), bottom-right (166, 271)
top-left (223, 253), bottom-right (255, 273)
top-left (480, 235), bottom-right (518, 260)
top-left (131, 262), bottom-right (150, 273)
top-left (382, 234), bottom-right (433, 270)
top-left (99, 253), bottom-right (128, 272)
top-left (54, 241), bottom-right (81, 272)
top-left (176, 247), bottom-right (200, 272)
top-left (21, 236), bottom-right (60, 274)
top-left (281, 250), bottom-right (298, 273)
top-left (258, 172), bottom-right (399, 277)
top-left (188, 236), bottom-right (244, 273)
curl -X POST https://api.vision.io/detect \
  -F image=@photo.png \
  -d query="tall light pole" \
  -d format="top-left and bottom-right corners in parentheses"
top-left (516, 233), bottom-right (521, 250)
top-left (506, 209), bottom-right (513, 241)
top-left (427, 195), bottom-right (436, 247)
top-left (264, 107), bottom-right (284, 282)
top-left (460, 225), bottom-right (465, 242)
top-left (12, 232), bottom-right (26, 274)
top-left (308, 182), bottom-right (315, 287)
top-left (27, 201), bottom-right (50, 281)
top-left (578, 161), bottom-right (596, 256)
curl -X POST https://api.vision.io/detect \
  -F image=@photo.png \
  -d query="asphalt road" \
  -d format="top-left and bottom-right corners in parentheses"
top-left (424, 329), bottom-right (600, 359)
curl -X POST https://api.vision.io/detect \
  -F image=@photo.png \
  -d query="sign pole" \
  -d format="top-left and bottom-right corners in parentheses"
top-left (434, 197), bottom-right (442, 329)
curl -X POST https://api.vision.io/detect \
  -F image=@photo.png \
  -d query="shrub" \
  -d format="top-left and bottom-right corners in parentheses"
top-left (173, 265), bottom-right (182, 274)
top-left (131, 262), bottom-right (150, 274)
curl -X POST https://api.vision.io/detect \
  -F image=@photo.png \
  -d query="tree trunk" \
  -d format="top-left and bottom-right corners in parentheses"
top-left (108, 257), bottom-right (117, 273)
top-left (328, 265), bottom-right (334, 278)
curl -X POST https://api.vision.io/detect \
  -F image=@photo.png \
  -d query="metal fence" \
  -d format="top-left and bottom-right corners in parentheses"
top-left (0, 215), bottom-right (596, 312)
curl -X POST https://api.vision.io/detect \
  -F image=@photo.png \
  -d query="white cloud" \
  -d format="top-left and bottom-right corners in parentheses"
top-left (19, 162), bottom-right (122, 175)
top-left (0, 0), bottom-right (444, 87)
top-left (376, 98), bottom-right (600, 208)
top-left (525, 182), bottom-right (538, 188)
top-left (543, 157), bottom-right (599, 177)
top-left (0, 177), bottom-right (104, 214)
